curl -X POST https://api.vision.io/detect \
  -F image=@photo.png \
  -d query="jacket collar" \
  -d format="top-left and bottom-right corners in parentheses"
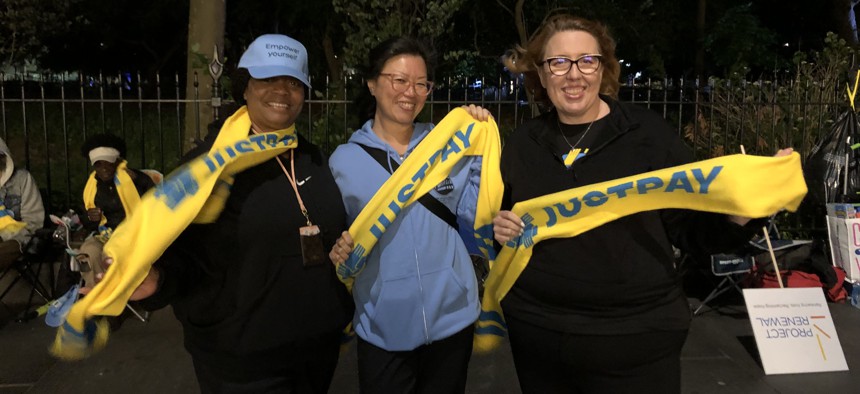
top-left (528, 94), bottom-right (641, 157)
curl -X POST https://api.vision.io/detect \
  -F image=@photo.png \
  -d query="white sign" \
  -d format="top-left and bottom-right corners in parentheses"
top-left (825, 215), bottom-right (860, 281)
top-left (743, 288), bottom-right (849, 375)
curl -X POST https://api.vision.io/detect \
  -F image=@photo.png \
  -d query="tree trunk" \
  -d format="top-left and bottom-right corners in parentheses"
top-left (322, 21), bottom-right (344, 99)
top-left (511, 0), bottom-right (536, 115)
top-left (695, 0), bottom-right (706, 80)
top-left (833, 0), bottom-right (859, 47)
top-left (514, 0), bottom-right (527, 47)
top-left (183, 0), bottom-right (225, 153)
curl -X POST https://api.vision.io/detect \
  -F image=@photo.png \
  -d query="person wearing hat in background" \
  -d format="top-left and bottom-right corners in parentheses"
top-left (0, 137), bottom-right (44, 280)
top-left (77, 133), bottom-right (156, 290)
top-left (104, 34), bottom-right (355, 393)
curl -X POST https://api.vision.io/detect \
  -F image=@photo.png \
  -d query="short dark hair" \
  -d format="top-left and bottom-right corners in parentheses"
top-left (356, 37), bottom-right (437, 122)
top-left (80, 133), bottom-right (127, 158)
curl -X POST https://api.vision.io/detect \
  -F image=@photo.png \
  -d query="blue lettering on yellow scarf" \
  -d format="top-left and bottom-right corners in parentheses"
top-left (224, 146), bottom-right (237, 159)
top-left (365, 124), bottom-right (476, 243)
top-left (692, 166), bottom-right (722, 192)
top-left (234, 140), bottom-right (253, 153)
top-left (473, 224), bottom-right (497, 260)
top-left (607, 182), bottom-right (634, 198)
top-left (541, 166), bottom-right (723, 230)
top-left (398, 184), bottom-right (414, 201)
top-left (154, 168), bottom-right (200, 210)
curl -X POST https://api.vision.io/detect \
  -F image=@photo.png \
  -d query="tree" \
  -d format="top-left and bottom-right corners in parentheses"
top-left (833, 0), bottom-right (860, 46)
top-left (0, 0), bottom-right (76, 69)
top-left (704, 3), bottom-right (777, 76)
top-left (332, 0), bottom-right (466, 68)
top-left (183, 0), bottom-right (225, 151)
top-left (37, 0), bottom-right (187, 74)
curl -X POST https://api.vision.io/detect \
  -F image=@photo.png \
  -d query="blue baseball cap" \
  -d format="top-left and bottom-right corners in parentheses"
top-left (238, 34), bottom-right (311, 88)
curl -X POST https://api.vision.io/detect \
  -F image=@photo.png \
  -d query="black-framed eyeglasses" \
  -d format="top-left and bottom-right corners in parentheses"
top-left (378, 73), bottom-right (434, 96)
top-left (538, 54), bottom-right (603, 76)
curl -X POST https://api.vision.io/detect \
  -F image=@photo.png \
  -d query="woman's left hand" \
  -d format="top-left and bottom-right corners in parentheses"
top-left (329, 231), bottom-right (354, 266)
top-left (462, 104), bottom-right (492, 122)
top-left (728, 147), bottom-right (795, 226)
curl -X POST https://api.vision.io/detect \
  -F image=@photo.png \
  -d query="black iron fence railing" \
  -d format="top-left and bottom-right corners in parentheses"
top-left (0, 71), bottom-right (845, 237)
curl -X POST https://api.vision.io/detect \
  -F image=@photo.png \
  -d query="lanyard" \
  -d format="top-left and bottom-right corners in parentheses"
top-left (252, 128), bottom-right (312, 226)
top-left (274, 151), bottom-right (312, 226)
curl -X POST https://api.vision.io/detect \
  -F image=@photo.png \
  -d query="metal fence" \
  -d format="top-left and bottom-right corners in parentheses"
top-left (0, 71), bottom-right (845, 235)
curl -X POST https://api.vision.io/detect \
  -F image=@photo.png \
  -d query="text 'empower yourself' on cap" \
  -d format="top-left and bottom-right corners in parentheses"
top-left (238, 34), bottom-right (311, 88)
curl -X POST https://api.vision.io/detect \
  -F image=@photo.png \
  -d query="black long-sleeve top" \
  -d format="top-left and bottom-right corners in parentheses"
top-left (499, 96), bottom-right (763, 335)
top-left (139, 127), bottom-right (354, 381)
top-left (82, 168), bottom-right (155, 232)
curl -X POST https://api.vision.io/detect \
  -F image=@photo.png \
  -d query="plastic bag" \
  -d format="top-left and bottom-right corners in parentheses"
top-left (805, 110), bottom-right (860, 204)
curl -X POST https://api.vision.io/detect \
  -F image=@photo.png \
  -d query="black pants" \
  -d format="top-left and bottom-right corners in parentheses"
top-left (192, 331), bottom-right (342, 394)
top-left (506, 315), bottom-right (688, 394)
top-left (357, 325), bottom-right (474, 394)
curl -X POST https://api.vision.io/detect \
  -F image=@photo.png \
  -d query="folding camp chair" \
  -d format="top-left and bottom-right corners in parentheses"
top-left (693, 252), bottom-right (755, 314)
top-left (52, 212), bottom-right (151, 323)
top-left (0, 227), bottom-right (60, 321)
top-left (693, 218), bottom-right (811, 315)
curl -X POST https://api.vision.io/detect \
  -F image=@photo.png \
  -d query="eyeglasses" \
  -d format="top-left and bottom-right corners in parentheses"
top-left (538, 54), bottom-right (603, 76)
top-left (378, 73), bottom-right (434, 96)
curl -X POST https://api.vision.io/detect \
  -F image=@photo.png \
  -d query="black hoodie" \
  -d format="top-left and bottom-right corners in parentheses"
top-left (499, 96), bottom-right (762, 335)
top-left (140, 122), bottom-right (354, 380)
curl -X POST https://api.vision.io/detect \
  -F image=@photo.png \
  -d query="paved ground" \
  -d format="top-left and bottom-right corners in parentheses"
top-left (1, 276), bottom-right (859, 393)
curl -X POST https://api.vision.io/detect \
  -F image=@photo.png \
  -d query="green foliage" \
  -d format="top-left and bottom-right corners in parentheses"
top-left (332, 0), bottom-right (466, 69)
top-left (0, 0), bottom-right (78, 67)
top-left (703, 3), bottom-right (778, 76)
top-left (443, 50), bottom-right (497, 79)
top-left (686, 32), bottom-right (858, 160)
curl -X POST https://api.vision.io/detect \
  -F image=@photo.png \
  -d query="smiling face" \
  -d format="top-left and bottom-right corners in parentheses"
top-left (94, 160), bottom-right (118, 182)
top-left (538, 30), bottom-right (603, 124)
top-left (367, 54), bottom-right (429, 130)
top-left (244, 76), bottom-right (305, 133)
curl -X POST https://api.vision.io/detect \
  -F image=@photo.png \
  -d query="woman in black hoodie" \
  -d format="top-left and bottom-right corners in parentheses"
top-left (491, 13), bottom-right (790, 394)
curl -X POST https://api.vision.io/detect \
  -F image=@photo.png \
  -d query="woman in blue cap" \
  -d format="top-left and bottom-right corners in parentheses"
top-left (116, 34), bottom-right (354, 393)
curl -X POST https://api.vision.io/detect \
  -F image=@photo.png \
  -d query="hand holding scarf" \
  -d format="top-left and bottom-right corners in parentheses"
top-left (336, 107), bottom-right (503, 290)
top-left (51, 106), bottom-right (298, 360)
top-left (475, 153), bottom-right (808, 352)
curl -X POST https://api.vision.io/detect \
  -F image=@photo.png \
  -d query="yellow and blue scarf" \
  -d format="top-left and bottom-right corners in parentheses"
top-left (474, 153), bottom-right (808, 352)
top-left (82, 160), bottom-right (141, 241)
top-left (0, 199), bottom-right (26, 234)
top-left (51, 106), bottom-right (298, 360)
top-left (337, 108), bottom-right (503, 290)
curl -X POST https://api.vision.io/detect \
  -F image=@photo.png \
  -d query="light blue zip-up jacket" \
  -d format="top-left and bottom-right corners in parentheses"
top-left (329, 119), bottom-right (482, 351)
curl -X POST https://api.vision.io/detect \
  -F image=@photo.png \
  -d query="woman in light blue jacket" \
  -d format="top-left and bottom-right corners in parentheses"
top-left (328, 37), bottom-right (490, 393)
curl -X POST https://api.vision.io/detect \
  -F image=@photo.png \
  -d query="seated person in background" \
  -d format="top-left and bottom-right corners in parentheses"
top-left (78, 134), bottom-right (155, 287)
top-left (0, 137), bottom-right (45, 274)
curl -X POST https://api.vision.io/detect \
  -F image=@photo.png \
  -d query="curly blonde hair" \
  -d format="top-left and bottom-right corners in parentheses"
top-left (504, 14), bottom-right (621, 106)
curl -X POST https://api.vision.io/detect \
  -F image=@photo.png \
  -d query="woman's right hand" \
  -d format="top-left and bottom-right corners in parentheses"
top-left (78, 257), bottom-right (160, 301)
top-left (461, 104), bottom-right (492, 121)
top-left (493, 210), bottom-right (525, 244)
top-left (329, 231), bottom-right (355, 266)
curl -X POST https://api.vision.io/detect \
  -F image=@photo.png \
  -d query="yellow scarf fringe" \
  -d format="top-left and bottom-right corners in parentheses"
top-left (0, 200), bottom-right (26, 234)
